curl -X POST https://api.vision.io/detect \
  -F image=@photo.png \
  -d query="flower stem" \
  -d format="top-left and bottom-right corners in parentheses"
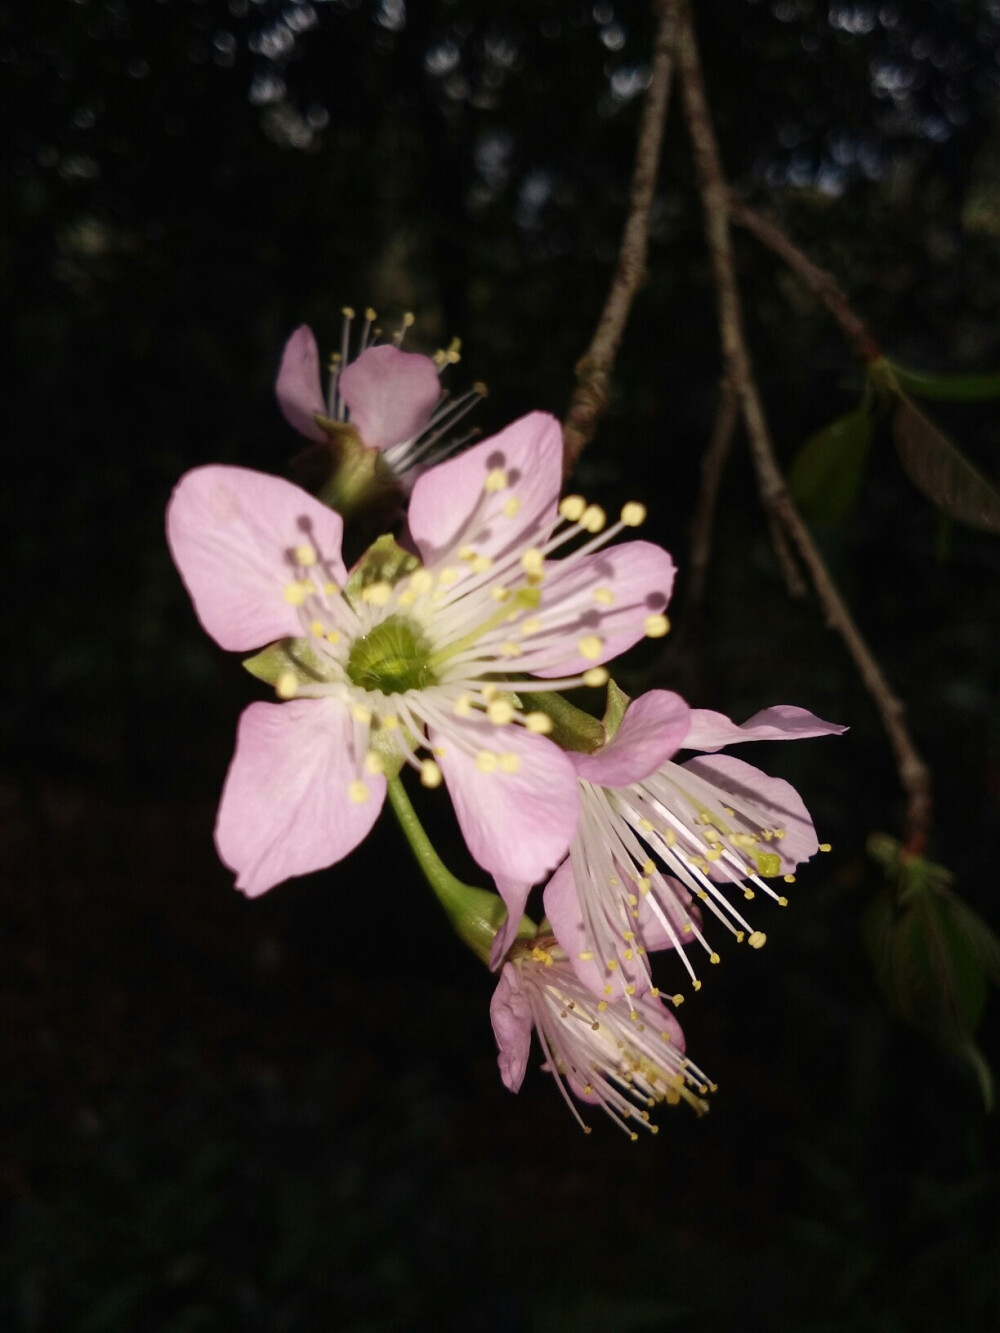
top-left (386, 775), bottom-right (535, 966)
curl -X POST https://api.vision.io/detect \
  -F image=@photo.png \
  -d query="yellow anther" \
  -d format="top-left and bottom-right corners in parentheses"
top-left (410, 568), bottom-right (434, 595)
top-left (682, 922), bottom-right (692, 934)
top-left (397, 591), bottom-right (416, 606)
top-left (706, 847), bottom-right (723, 861)
top-left (311, 619), bottom-right (325, 637)
top-left (731, 833), bottom-right (758, 848)
top-left (559, 494), bottom-right (586, 522)
top-left (672, 993), bottom-right (684, 1006)
top-left (580, 504), bottom-right (606, 533)
top-left (365, 752), bottom-right (385, 776)
top-left (521, 548), bottom-right (544, 576)
top-left (743, 888), bottom-right (756, 900)
top-left (284, 581), bottom-right (308, 606)
top-left (295, 545), bottom-right (318, 568)
top-left (482, 685), bottom-right (500, 702)
top-left (420, 759), bottom-right (443, 788)
top-left (348, 779), bottom-right (370, 804)
top-left (593, 587), bottom-right (615, 606)
top-left (503, 496), bottom-right (522, 518)
top-left (352, 703), bottom-right (372, 724)
top-left (491, 586), bottom-right (511, 602)
top-left (577, 951), bottom-right (595, 961)
top-left (471, 555), bottom-right (493, 575)
top-left (484, 467), bottom-right (508, 493)
top-left (777, 895), bottom-right (789, 907)
top-left (458, 545), bottom-right (476, 561)
top-left (644, 613), bottom-right (670, 638)
top-left (342, 305), bottom-right (356, 318)
top-left (748, 931), bottom-right (767, 949)
top-left (819, 842), bottom-right (832, 852)
top-left (692, 979), bottom-right (702, 992)
top-left (642, 858), bottom-right (655, 875)
top-left (620, 501), bottom-right (646, 527)
top-left (324, 581), bottom-right (341, 595)
top-left (437, 567), bottom-right (459, 586)
top-left (499, 752), bottom-right (521, 774)
top-left (783, 874), bottom-right (796, 884)
top-left (709, 952), bottom-right (721, 965)
top-left (487, 699), bottom-right (515, 725)
top-left (275, 672), bottom-right (298, 700)
top-left (476, 750), bottom-right (498, 773)
top-left (736, 930), bottom-right (745, 943)
top-left (326, 630), bottom-right (340, 645)
top-left (582, 667), bottom-right (609, 687)
top-left (639, 817), bottom-right (653, 831)
top-left (381, 714), bottom-right (398, 729)
top-left (454, 693), bottom-right (474, 718)
top-left (500, 642), bottom-right (522, 658)
top-left (578, 634), bottom-right (603, 660)
top-left (362, 581), bottom-right (392, 606)
top-left (402, 311), bottom-right (415, 328)
top-left (365, 306), bottom-right (377, 320)
top-left (516, 618), bottom-right (539, 638)
top-left (525, 711), bottom-right (553, 734)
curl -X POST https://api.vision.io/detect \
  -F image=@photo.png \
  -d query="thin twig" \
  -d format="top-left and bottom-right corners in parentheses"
top-left (686, 376), bottom-right (739, 612)
top-left (674, 0), bottom-right (931, 848)
top-left (728, 197), bottom-right (883, 364)
top-left (562, 0), bottom-right (677, 477)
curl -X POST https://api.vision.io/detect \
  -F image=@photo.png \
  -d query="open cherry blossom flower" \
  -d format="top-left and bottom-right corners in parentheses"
top-left (166, 411), bottom-right (676, 897)
top-left (540, 690), bottom-right (846, 1002)
top-left (490, 938), bottom-right (713, 1138)
top-left (276, 311), bottom-right (483, 484)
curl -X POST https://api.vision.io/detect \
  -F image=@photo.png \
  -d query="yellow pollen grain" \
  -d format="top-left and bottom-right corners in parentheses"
top-left (578, 634), bottom-right (603, 660)
top-left (283, 582), bottom-right (308, 606)
top-left (620, 501), bottom-right (646, 527)
top-left (410, 569), bottom-right (434, 595)
top-left (294, 544), bottom-right (317, 567)
top-left (484, 468), bottom-right (508, 493)
top-left (454, 694), bottom-right (474, 718)
top-left (748, 931), bottom-right (767, 949)
top-left (471, 555), bottom-right (493, 575)
top-left (499, 752), bottom-right (521, 774)
top-left (783, 874), bottom-right (796, 884)
top-left (275, 672), bottom-right (298, 700)
top-left (487, 700), bottom-right (515, 725)
top-left (362, 581), bottom-right (392, 606)
top-left (525, 712), bottom-right (553, 734)
top-left (580, 504), bottom-right (606, 533)
top-left (819, 842), bottom-right (832, 852)
top-left (521, 548), bottom-right (544, 576)
top-left (559, 494), bottom-right (586, 522)
top-left (420, 759), bottom-right (443, 788)
top-left (475, 750), bottom-right (498, 773)
top-left (582, 667), bottom-right (609, 687)
top-left (503, 496), bottom-right (522, 518)
top-left (644, 613), bottom-right (670, 638)
top-left (348, 780), bottom-right (370, 804)
top-left (311, 619), bottom-right (324, 637)
top-left (593, 587), bottom-right (615, 606)
top-left (365, 752), bottom-right (385, 776)
top-left (352, 704), bottom-right (372, 724)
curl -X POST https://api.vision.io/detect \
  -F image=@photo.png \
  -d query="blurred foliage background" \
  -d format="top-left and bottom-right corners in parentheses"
top-left (3, 1), bottom-right (1000, 1329)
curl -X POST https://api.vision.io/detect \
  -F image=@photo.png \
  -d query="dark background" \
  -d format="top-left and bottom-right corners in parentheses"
top-left (3, 1), bottom-right (1000, 1329)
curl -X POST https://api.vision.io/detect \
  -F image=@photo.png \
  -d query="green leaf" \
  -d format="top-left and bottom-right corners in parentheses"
top-left (892, 396), bottom-right (1000, 535)
top-left (888, 363), bottom-right (1000, 402)
top-left (788, 406), bottom-right (872, 526)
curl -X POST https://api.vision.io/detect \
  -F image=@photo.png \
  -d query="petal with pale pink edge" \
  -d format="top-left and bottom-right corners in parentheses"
top-left (684, 704), bottom-right (847, 753)
top-left (489, 876), bottom-right (534, 971)
top-left (571, 690), bottom-right (691, 786)
top-left (682, 753), bottom-right (818, 876)
top-left (530, 541), bottom-right (675, 678)
top-left (432, 719), bottom-right (578, 883)
top-left (215, 698), bottom-right (385, 897)
top-left (275, 325), bottom-right (327, 443)
top-left (490, 962), bottom-right (533, 1093)
top-left (338, 344), bottom-right (440, 452)
top-left (407, 411), bottom-right (562, 565)
top-left (166, 465), bottom-right (348, 652)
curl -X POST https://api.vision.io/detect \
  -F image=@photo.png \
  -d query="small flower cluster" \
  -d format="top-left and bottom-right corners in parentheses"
top-left (167, 317), bottom-right (843, 1137)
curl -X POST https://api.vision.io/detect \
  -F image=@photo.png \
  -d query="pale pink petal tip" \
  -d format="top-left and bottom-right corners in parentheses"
top-left (275, 325), bottom-right (328, 443)
top-left (490, 964), bottom-right (533, 1093)
top-left (215, 699), bottom-right (385, 897)
top-left (684, 704), bottom-right (847, 753)
top-left (338, 344), bottom-right (441, 452)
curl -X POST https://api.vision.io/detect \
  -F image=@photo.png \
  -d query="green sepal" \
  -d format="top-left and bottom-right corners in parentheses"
top-left (243, 636), bottom-right (335, 687)
top-left (602, 678), bottom-right (630, 739)
top-left (343, 533), bottom-right (420, 603)
top-left (312, 421), bottom-right (403, 520)
top-left (526, 690), bottom-right (606, 754)
top-left (387, 776), bottom-right (536, 966)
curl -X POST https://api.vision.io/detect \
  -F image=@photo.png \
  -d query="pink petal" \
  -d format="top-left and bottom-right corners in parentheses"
top-left (275, 325), bottom-right (327, 442)
top-left (681, 753), bottom-right (818, 875)
top-left (489, 876), bottom-right (534, 971)
top-left (166, 465), bottom-right (348, 651)
top-left (490, 963), bottom-right (533, 1093)
top-left (338, 344), bottom-right (441, 452)
top-left (406, 412), bottom-right (563, 565)
top-left (432, 718), bottom-right (579, 883)
top-left (215, 698), bottom-right (385, 897)
top-left (571, 690), bottom-right (691, 785)
top-left (531, 540), bottom-right (676, 678)
top-left (684, 704), bottom-right (847, 753)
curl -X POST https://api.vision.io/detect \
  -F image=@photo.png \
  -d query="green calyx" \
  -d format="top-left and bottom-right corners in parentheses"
top-left (346, 614), bottom-right (437, 694)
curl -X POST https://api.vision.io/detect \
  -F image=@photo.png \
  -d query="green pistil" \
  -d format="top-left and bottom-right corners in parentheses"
top-left (346, 614), bottom-right (437, 694)
top-left (427, 586), bottom-right (541, 669)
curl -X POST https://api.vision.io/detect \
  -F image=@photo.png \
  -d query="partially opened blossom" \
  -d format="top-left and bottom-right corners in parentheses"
top-left (276, 311), bottom-right (483, 485)
top-left (490, 938), bottom-right (712, 1137)
top-left (542, 690), bottom-right (845, 1002)
top-left (166, 412), bottom-right (675, 897)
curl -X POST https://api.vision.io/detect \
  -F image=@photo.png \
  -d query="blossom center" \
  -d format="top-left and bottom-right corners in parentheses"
top-left (345, 614), bottom-right (438, 694)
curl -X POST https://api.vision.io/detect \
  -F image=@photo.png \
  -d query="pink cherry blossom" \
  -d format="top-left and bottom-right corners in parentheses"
top-left (541, 690), bottom-right (845, 1001)
top-left (275, 316), bottom-right (482, 483)
top-left (166, 413), bottom-right (676, 897)
top-left (490, 939), bottom-right (712, 1137)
